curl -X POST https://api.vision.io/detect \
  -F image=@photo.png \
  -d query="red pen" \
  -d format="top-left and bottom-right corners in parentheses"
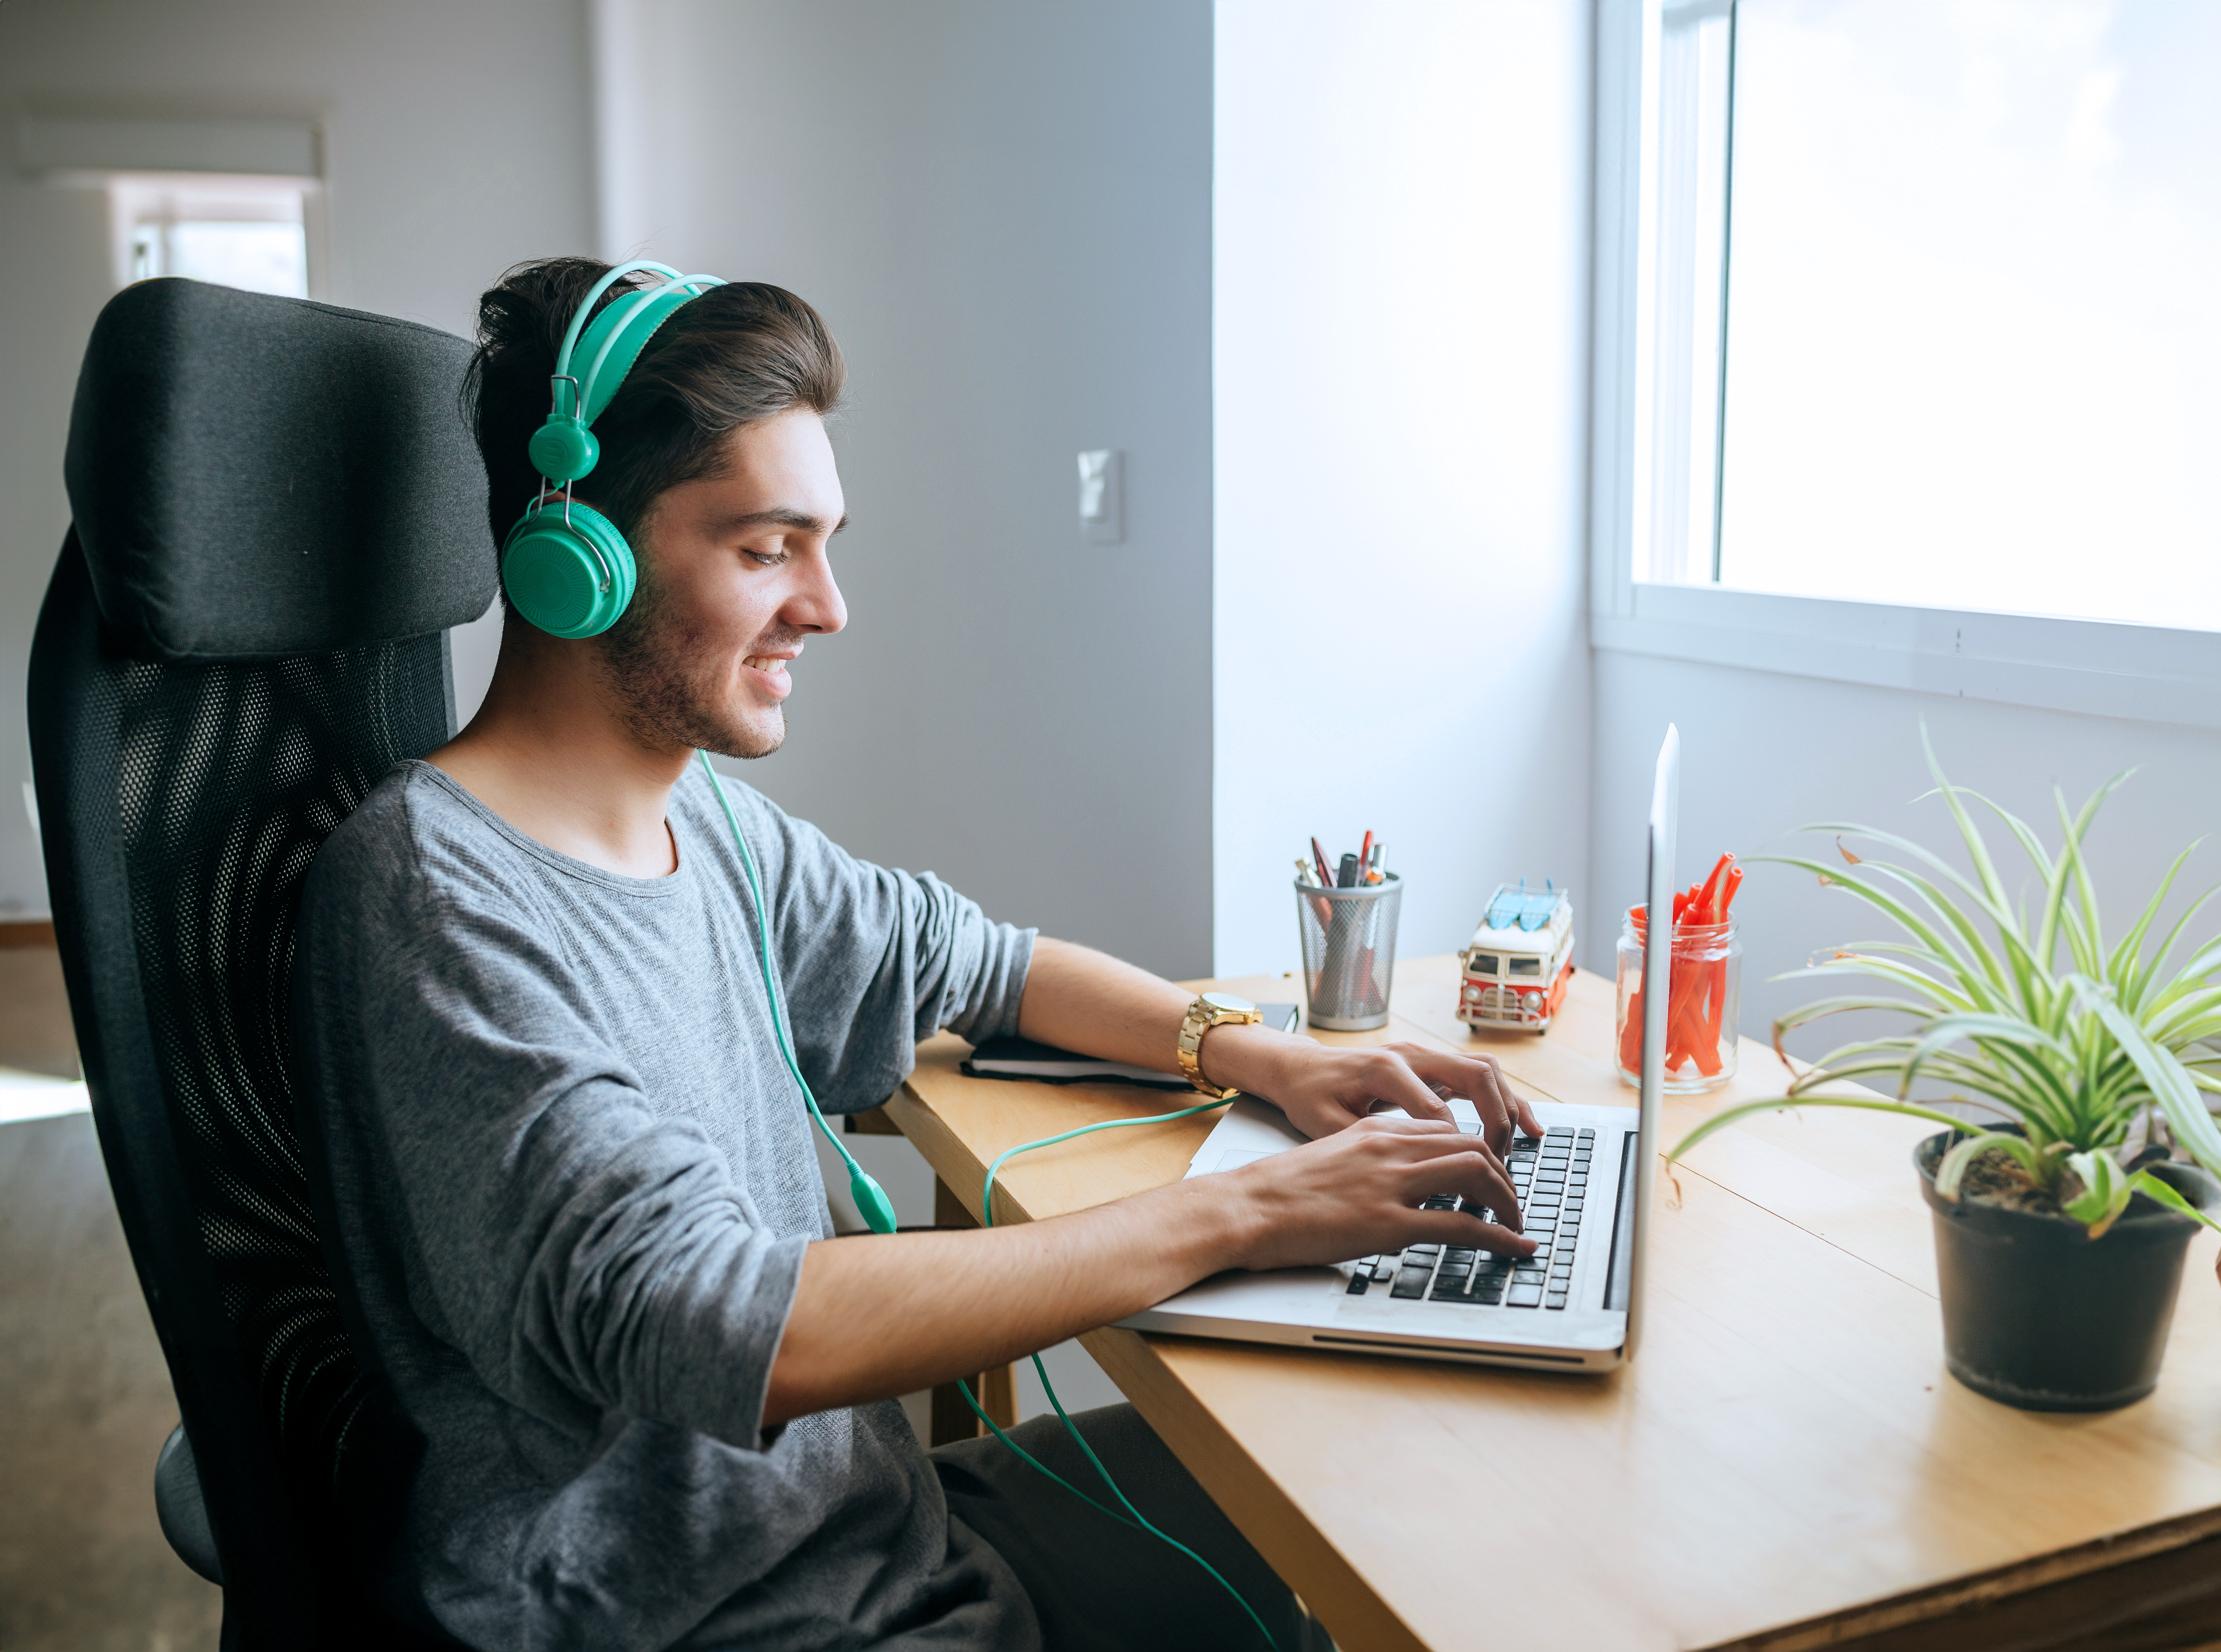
top-left (1358, 830), bottom-right (1373, 879)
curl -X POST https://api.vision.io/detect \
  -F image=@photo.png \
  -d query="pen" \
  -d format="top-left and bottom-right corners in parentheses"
top-left (1336, 853), bottom-right (1360, 888)
top-left (1359, 830), bottom-right (1373, 879)
top-left (1311, 837), bottom-right (1334, 889)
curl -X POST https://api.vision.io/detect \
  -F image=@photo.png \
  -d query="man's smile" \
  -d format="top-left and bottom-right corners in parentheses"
top-left (742, 650), bottom-right (795, 697)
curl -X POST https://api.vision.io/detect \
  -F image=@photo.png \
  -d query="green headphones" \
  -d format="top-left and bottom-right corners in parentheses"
top-left (501, 260), bottom-right (725, 639)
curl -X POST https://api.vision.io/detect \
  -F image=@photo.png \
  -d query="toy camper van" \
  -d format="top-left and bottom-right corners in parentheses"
top-left (1457, 882), bottom-right (1575, 1032)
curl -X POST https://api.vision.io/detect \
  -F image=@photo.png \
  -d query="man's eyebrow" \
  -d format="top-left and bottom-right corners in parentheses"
top-left (717, 508), bottom-right (849, 537)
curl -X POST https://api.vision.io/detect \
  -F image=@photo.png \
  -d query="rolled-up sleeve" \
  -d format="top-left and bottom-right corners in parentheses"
top-left (740, 790), bottom-right (1035, 1111)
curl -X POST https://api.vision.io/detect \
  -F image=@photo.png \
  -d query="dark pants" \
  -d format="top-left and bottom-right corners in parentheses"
top-left (933, 1405), bottom-right (1327, 1652)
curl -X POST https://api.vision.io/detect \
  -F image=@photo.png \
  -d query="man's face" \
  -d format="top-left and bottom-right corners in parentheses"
top-left (595, 408), bottom-right (848, 759)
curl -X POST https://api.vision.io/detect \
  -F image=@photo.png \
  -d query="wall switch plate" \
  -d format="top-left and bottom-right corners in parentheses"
top-left (1077, 449), bottom-right (1122, 543)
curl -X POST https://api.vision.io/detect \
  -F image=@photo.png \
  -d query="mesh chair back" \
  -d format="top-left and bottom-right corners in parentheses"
top-left (28, 279), bottom-right (496, 1649)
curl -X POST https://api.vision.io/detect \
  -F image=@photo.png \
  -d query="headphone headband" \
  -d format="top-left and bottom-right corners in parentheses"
top-left (573, 275), bottom-right (724, 425)
top-left (553, 260), bottom-right (681, 378)
top-left (504, 258), bottom-right (729, 640)
top-left (551, 263), bottom-right (726, 428)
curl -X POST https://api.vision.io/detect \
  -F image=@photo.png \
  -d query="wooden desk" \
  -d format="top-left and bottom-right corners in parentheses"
top-left (885, 959), bottom-right (2221, 1652)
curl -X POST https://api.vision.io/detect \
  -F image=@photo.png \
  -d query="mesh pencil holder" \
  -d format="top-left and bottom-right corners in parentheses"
top-left (1295, 874), bottom-right (1403, 1031)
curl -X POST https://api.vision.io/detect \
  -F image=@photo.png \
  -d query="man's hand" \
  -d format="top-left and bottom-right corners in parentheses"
top-left (1216, 1111), bottom-right (1536, 1269)
top-left (1013, 940), bottom-right (1542, 1154)
top-left (769, 1113), bottom-right (1535, 1425)
top-left (1201, 1029), bottom-right (1542, 1153)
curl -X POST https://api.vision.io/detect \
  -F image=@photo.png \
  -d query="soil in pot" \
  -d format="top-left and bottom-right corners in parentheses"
top-left (1916, 1130), bottom-right (2216, 1412)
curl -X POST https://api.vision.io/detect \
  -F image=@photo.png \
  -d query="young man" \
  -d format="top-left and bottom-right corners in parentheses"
top-left (295, 258), bottom-right (1538, 1652)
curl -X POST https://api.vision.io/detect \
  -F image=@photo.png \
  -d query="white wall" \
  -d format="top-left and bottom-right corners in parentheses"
top-left (597, 0), bottom-right (1216, 979)
top-left (1212, 0), bottom-right (1596, 981)
top-left (0, 0), bottom-right (587, 916)
top-left (1589, 651), bottom-right (2221, 1063)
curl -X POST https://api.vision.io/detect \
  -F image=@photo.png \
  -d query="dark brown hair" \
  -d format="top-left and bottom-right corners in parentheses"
top-left (464, 256), bottom-right (845, 556)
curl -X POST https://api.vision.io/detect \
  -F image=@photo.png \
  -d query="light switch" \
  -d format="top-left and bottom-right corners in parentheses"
top-left (1077, 449), bottom-right (1122, 544)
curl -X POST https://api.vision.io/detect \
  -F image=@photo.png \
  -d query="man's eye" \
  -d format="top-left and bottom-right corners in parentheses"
top-left (744, 548), bottom-right (788, 567)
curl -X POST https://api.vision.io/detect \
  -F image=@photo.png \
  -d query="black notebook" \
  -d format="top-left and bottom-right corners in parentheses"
top-left (962, 1003), bottom-right (1303, 1087)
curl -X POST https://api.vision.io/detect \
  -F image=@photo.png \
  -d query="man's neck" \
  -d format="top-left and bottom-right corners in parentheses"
top-left (426, 621), bottom-right (687, 878)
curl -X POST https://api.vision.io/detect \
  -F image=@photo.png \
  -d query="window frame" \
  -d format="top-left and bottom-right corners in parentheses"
top-left (1587, 0), bottom-right (2221, 731)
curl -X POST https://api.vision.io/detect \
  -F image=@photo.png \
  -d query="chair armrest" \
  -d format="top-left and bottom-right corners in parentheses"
top-left (155, 1424), bottom-right (223, 1585)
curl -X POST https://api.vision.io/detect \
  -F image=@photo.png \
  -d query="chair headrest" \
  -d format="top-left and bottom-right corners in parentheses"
top-left (64, 279), bottom-right (498, 662)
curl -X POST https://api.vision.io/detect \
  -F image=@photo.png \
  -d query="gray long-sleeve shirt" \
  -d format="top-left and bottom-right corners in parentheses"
top-left (293, 759), bottom-right (1039, 1650)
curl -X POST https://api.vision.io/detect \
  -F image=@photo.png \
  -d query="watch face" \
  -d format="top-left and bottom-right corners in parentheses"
top-left (1202, 993), bottom-right (1255, 1014)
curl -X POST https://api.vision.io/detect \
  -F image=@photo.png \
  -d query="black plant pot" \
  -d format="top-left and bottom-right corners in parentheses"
top-left (1917, 1130), bottom-right (2216, 1412)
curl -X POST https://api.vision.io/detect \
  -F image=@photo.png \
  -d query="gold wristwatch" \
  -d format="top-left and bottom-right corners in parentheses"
top-left (1177, 992), bottom-right (1263, 1100)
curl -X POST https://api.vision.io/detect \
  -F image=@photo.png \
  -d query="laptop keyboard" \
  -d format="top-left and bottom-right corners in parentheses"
top-left (1343, 1126), bottom-right (1594, 1310)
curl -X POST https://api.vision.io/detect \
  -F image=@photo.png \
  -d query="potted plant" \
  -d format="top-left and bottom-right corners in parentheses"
top-left (1670, 735), bottom-right (2221, 1412)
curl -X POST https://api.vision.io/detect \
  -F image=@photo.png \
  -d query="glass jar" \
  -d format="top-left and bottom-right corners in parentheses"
top-left (1615, 911), bottom-right (1741, 1092)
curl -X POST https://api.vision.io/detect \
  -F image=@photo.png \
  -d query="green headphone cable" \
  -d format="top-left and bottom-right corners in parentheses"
top-left (700, 750), bottom-right (1278, 1648)
top-left (700, 750), bottom-right (897, 1234)
top-left (959, 1108), bottom-right (1283, 1650)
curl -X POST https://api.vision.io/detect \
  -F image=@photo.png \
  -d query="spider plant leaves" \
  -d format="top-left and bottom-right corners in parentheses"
top-left (2148, 938), bottom-right (2221, 1020)
top-left (1773, 949), bottom-right (1975, 1009)
top-left (2068, 975), bottom-right (2221, 1182)
top-left (2054, 789), bottom-right (2110, 977)
top-left (1860, 859), bottom-right (2024, 994)
top-left (1759, 855), bottom-right (1996, 996)
top-left (2121, 1170), bottom-right (2221, 1239)
top-left (1808, 817), bottom-right (2050, 995)
top-left (1899, 1015), bottom-right (2068, 1099)
top-left (2141, 887), bottom-right (2221, 1006)
top-left (2144, 985), bottom-right (2221, 1047)
top-left (2062, 1149), bottom-right (2132, 1237)
top-left (1953, 787), bottom-right (2058, 883)
top-left (1802, 819), bottom-right (1990, 907)
top-left (1770, 995), bottom-right (1934, 1065)
top-left (2109, 842), bottom-right (2204, 1004)
top-left (1920, 723), bottom-right (2015, 917)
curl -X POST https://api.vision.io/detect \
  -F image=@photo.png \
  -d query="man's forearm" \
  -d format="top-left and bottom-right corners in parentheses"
top-left (1015, 936), bottom-right (1295, 1097)
top-left (763, 1173), bottom-right (1256, 1426)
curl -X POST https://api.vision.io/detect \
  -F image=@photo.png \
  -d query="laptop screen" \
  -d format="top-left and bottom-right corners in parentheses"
top-left (1603, 727), bottom-right (1678, 1347)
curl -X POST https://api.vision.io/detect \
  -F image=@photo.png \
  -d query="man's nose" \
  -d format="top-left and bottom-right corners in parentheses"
top-left (788, 554), bottom-right (847, 636)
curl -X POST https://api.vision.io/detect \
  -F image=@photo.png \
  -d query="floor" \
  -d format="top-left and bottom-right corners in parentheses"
top-left (0, 942), bottom-right (80, 1079)
top-left (0, 942), bottom-right (224, 1651)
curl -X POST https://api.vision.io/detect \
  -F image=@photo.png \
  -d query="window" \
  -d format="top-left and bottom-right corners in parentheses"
top-left (1637, 0), bottom-right (1735, 588)
top-left (130, 219), bottom-right (307, 296)
top-left (106, 174), bottom-right (315, 299)
top-left (1593, 0), bottom-right (2221, 721)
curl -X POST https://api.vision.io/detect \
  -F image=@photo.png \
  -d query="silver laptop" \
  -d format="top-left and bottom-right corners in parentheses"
top-left (1119, 726), bottom-right (1679, 1372)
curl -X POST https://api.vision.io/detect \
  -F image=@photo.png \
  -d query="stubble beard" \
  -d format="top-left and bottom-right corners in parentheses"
top-left (594, 560), bottom-right (791, 762)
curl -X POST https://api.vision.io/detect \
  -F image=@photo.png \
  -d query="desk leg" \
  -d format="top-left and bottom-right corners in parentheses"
top-left (928, 1176), bottom-right (1018, 1446)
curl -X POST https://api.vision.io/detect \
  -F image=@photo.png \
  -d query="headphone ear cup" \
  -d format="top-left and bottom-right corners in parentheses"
top-left (528, 418), bottom-right (601, 483)
top-left (500, 501), bottom-right (637, 639)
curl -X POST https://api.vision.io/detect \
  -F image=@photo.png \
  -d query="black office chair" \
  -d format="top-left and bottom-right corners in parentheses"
top-left (27, 278), bottom-right (495, 1650)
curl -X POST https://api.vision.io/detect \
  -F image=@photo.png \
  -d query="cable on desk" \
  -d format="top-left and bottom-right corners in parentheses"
top-left (958, 1101), bottom-right (1282, 1651)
